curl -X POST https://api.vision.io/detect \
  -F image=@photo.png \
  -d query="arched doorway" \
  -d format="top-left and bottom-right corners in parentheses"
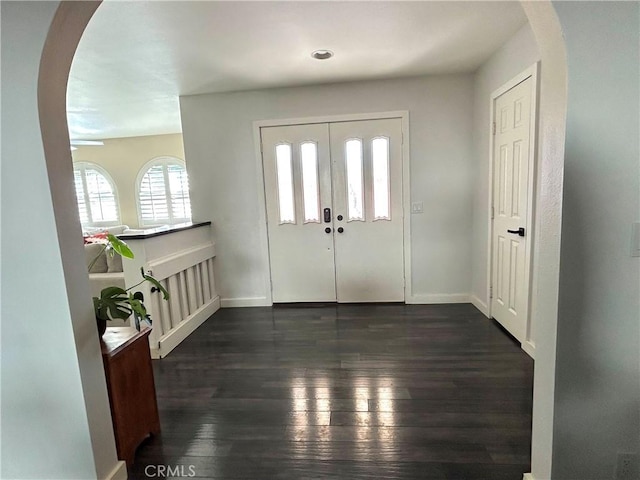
top-left (35, 2), bottom-right (567, 478)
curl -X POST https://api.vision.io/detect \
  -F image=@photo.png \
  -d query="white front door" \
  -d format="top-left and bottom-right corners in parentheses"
top-left (330, 119), bottom-right (404, 302)
top-left (261, 118), bottom-right (404, 303)
top-left (491, 77), bottom-right (533, 343)
top-left (262, 123), bottom-right (336, 302)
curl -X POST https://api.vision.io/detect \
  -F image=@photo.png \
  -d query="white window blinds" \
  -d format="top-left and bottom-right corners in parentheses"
top-left (73, 163), bottom-right (119, 226)
top-left (138, 158), bottom-right (192, 225)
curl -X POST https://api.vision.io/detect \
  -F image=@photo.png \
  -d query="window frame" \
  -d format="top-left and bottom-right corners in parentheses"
top-left (135, 156), bottom-right (192, 227)
top-left (73, 161), bottom-right (121, 228)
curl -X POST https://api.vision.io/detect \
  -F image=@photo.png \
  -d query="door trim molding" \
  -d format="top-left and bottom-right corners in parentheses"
top-left (487, 63), bottom-right (540, 358)
top-left (253, 111), bottom-right (412, 304)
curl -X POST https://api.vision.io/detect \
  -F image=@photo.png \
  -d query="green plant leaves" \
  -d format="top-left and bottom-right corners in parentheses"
top-left (106, 233), bottom-right (133, 259)
top-left (93, 286), bottom-right (132, 321)
top-left (128, 292), bottom-right (147, 319)
top-left (92, 259), bottom-right (169, 331)
top-left (141, 267), bottom-right (169, 300)
top-left (129, 291), bottom-right (151, 330)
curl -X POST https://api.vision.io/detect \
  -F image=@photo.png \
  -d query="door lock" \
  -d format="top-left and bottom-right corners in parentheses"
top-left (507, 227), bottom-right (526, 237)
top-left (325, 227), bottom-right (332, 234)
top-left (337, 215), bottom-right (343, 221)
top-left (337, 227), bottom-right (344, 233)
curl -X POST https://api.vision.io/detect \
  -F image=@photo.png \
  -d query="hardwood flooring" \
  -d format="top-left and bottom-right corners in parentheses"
top-left (129, 304), bottom-right (533, 479)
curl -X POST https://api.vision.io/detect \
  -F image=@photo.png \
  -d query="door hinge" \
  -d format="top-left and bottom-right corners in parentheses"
top-left (489, 286), bottom-right (493, 299)
top-left (491, 206), bottom-right (494, 219)
top-left (492, 122), bottom-right (496, 135)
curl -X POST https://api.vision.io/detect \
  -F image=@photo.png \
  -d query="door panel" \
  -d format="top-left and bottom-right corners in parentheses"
top-left (491, 78), bottom-right (532, 342)
top-left (330, 119), bottom-right (404, 302)
top-left (262, 124), bottom-right (336, 302)
top-left (262, 118), bottom-right (405, 304)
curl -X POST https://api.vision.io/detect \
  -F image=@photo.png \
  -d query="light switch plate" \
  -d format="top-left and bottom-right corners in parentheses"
top-left (631, 223), bottom-right (640, 257)
top-left (411, 202), bottom-right (424, 214)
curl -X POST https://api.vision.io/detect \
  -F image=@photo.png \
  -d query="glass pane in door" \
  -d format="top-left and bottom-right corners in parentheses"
top-left (300, 142), bottom-right (320, 223)
top-left (345, 139), bottom-right (364, 221)
top-left (276, 143), bottom-right (295, 224)
top-left (372, 137), bottom-right (390, 220)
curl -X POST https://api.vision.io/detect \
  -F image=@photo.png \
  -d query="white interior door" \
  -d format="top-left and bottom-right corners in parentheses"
top-left (262, 117), bottom-right (405, 303)
top-left (491, 77), bottom-right (533, 342)
top-left (330, 119), bottom-right (404, 302)
top-left (262, 123), bottom-right (336, 302)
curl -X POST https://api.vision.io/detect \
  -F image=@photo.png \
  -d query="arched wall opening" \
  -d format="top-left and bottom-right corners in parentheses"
top-left (32, 2), bottom-right (568, 478)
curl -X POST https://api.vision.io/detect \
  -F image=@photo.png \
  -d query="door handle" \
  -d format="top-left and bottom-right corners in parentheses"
top-left (325, 227), bottom-right (331, 234)
top-left (507, 227), bottom-right (525, 237)
top-left (337, 227), bottom-right (344, 233)
top-left (323, 208), bottom-right (331, 223)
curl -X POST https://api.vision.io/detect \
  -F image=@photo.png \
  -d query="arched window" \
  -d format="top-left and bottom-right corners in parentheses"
top-left (73, 162), bottom-right (120, 227)
top-left (136, 157), bottom-right (192, 226)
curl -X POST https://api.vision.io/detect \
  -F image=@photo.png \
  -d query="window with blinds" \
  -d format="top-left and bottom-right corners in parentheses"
top-left (73, 163), bottom-right (120, 226)
top-left (137, 158), bottom-right (191, 226)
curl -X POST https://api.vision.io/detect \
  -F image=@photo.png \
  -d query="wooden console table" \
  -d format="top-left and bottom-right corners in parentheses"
top-left (101, 327), bottom-right (161, 466)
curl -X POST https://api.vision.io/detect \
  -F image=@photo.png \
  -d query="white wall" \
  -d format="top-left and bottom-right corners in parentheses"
top-left (551, 2), bottom-right (640, 478)
top-left (2, 2), bottom-right (128, 479)
top-left (180, 75), bottom-right (474, 305)
top-left (470, 23), bottom-right (540, 315)
top-left (1, 2), bottom-right (114, 478)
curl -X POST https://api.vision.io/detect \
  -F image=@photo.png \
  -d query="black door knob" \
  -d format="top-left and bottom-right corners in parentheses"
top-left (325, 227), bottom-right (331, 233)
top-left (507, 227), bottom-right (526, 237)
top-left (337, 227), bottom-right (344, 233)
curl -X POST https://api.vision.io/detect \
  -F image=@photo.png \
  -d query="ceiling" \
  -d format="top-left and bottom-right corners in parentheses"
top-left (67, 1), bottom-right (528, 140)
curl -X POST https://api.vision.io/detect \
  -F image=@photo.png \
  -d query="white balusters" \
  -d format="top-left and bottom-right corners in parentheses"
top-left (207, 258), bottom-right (216, 299)
top-left (137, 236), bottom-right (219, 358)
top-left (167, 275), bottom-right (181, 329)
top-left (178, 270), bottom-right (189, 318)
top-left (201, 260), bottom-right (211, 302)
top-left (159, 278), bottom-right (172, 334)
top-left (195, 262), bottom-right (204, 308)
top-left (185, 266), bottom-right (197, 313)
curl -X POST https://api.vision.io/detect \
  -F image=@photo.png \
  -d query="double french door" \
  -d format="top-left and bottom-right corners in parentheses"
top-left (261, 118), bottom-right (404, 303)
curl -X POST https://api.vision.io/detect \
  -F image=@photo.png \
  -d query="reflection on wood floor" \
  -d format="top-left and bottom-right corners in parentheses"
top-left (129, 303), bottom-right (533, 479)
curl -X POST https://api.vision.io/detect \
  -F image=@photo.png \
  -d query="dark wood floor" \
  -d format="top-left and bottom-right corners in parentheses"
top-left (129, 303), bottom-right (533, 479)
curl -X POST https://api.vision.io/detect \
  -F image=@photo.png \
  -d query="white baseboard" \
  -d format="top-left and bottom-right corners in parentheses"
top-left (522, 340), bottom-right (536, 359)
top-left (406, 293), bottom-right (470, 305)
top-left (221, 296), bottom-right (271, 308)
top-left (103, 461), bottom-right (127, 480)
top-left (151, 295), bottom-right (220, 359)
top-left (470, 295), bottom-right (490, 317)
top-left (523, 473), bottom-right (535, 480)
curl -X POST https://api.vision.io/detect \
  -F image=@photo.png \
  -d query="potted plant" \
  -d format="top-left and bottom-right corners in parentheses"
top-left (88, 233), bottom-right (168, 335)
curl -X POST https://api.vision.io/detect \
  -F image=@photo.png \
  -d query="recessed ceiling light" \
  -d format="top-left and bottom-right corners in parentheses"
top-left (311, 50), bottom-right (333, 60)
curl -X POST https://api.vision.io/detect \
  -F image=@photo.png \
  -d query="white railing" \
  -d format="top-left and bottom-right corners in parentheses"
top-left (121, 223), bottom-right (220, 358)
